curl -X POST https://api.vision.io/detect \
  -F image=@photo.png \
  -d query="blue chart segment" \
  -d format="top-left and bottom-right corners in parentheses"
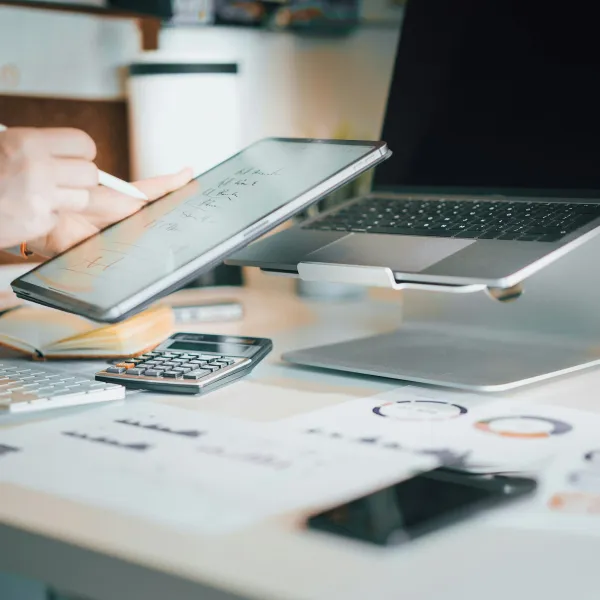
top-left (115, 418), bottom-right (204, 439)
top-left (0, 443), bottom-right (20, 457)
top-left (62, 431), bottom-right (151, 452)
top-left (304, 428), bottom-right (469, 466)
top-left (372, 400), bottom-right (468, 421)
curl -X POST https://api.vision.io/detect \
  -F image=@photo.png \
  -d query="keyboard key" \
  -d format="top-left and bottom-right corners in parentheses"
top-left (163, 371), bottom-right (182, 378)
top-left (183, 370), bottom-right (212, 380)
top-left (106, 367), bottom-right (127, 374)
top-left (143, 369), bottom-right (165, 377)
top-left (453, 230), bottom-right (482, 238)
top-left (127, 368), bottom-right (146, 376)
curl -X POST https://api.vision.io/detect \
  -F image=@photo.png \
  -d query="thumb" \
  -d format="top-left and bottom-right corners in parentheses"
top-left (132, 168), bottom-right (194, 201)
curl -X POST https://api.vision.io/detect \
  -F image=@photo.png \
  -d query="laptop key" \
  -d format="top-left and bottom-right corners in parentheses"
top-left (453, 230), bottom-right (483, 239)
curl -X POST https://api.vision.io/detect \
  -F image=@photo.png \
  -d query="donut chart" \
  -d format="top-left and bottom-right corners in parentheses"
top-left (372, 400), bottom-right (467, 421)
top-left (474, 415), bottom-right (572, 438)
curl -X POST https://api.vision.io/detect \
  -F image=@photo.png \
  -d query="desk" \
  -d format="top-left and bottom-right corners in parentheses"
top-left (1, 274), bottom-right (599, 600)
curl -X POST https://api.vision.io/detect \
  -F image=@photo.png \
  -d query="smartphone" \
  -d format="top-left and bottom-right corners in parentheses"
top-left (307, 468), bottom-right (537, 546)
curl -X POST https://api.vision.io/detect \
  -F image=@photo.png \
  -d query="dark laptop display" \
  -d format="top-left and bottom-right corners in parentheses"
top-left (229, 0), bottom-right (600, 288)
top-left (375, 0), bottom-right (600, 195)
top-left (306, 0), bottom-right (600, 243)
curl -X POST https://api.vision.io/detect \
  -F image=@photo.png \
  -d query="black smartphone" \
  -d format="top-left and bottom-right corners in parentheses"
top-left (307, 468), bottom-right (537, 546)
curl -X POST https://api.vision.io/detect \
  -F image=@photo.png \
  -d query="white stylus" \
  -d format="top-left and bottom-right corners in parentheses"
top-left (0, 124), bottom-right (148, 201)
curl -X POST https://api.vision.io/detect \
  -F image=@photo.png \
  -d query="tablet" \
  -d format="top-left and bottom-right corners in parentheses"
top-left (12, 138), bottom-right (389, 322)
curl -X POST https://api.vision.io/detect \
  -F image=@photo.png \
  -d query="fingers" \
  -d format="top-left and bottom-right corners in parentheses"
top-left (54, 187), bottom-right (92, 213)
top-left (132, 167), bottom-right (194, 201)
top-left (83, 186), bottom-right (146, 229)
top-left (52, 158), bottom-right (99, 188)
top-left (42, 128), bottom-right (97, 160)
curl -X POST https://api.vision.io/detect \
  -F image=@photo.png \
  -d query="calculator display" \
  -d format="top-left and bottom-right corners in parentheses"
top-left (167, 340), bottom-right (258, 357)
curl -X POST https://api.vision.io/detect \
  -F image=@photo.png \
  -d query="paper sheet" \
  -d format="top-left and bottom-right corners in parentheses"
top-left (278, 386), bottom-right (599, 473)
top-left (0, 400), bottom-right (436, 534)
top-left (482, 420), bottom-right (600, 536)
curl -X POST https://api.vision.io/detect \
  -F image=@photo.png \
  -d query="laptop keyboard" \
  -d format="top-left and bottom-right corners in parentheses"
top-left (304, 197), bottom-right (600, 242)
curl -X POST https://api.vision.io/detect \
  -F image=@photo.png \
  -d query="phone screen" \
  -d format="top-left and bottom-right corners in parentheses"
top-left (307, 468), bottom-right (536, 546)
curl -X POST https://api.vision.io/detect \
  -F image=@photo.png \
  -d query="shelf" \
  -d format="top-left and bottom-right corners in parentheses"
top-left (0, 1), bottom-right (162, 49)
top-left (0, 1), bottom-right (146, 17)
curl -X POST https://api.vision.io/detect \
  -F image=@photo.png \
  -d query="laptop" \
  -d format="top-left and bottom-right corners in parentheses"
top-left (228, 0), bottom-right (600, 289)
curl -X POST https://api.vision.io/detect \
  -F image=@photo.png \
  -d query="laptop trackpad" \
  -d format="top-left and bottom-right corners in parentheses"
top-left (304, 233), bottom-right (474, 273)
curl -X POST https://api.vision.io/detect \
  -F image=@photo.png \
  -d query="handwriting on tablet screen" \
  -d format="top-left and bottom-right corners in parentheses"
top-left (143, 166), bottom-right (284, 235)
top-left (28, 140), bottom-right (373, 305)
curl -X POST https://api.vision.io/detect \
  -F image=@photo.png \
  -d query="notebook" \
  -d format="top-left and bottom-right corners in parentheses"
top-left (0, 304), bottom-right (174, 359)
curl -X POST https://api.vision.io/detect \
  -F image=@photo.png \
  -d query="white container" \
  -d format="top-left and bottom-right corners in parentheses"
top-left (127, 58), bottom-right (241, 180)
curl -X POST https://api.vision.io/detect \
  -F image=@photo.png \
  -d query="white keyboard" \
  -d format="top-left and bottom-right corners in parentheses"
top-left (0, 363), bottom-right (125, 414)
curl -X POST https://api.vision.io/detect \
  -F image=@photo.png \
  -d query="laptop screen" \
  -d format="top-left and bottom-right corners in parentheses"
top-left (374, 0), bottom-right (600, 197)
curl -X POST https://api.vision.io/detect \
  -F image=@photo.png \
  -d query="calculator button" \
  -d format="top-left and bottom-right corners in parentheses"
top-left (211, 360), bottom-right (230, 367)
top-left (128, 368), bottom-right (146, 376)
top-left (183, 369), bottom-right (211, 380)
top-left (189, 359), bottom-right (209, 366)
top-left (106, 367), bottom-right (127, 374)
top-left (221, 358), bottom-right (235, 365)
top-left (203, 365), bottom-right (220, 372)
top-left (198, 354), bottom-right (220, 360)
top-left (163, 371), bottom-right (182, 378)
top-left (172, 367), bottom-right (192, 374)
top-left (144, 369), bottom-right (165, 377)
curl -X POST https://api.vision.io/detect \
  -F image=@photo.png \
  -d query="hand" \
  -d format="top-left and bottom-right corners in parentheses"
top-left (0, 127), bottom-right (98, 249)
top-left (27, 168), bottom-right (194, 258)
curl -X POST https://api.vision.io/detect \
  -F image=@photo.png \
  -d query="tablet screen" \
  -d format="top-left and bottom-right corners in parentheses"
top-left (20, 139), bottom-right (377, 314)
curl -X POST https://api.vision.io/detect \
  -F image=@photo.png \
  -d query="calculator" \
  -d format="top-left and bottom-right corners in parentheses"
top-left (95, 333), bottom-right (273, 395)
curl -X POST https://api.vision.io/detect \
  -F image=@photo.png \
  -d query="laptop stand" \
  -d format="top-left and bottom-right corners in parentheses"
top-left (282, 234), bottom-right (600, 392)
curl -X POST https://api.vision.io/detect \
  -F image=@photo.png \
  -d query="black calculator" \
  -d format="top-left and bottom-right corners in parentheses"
top-left (95, 333), bottom-right (272, 395)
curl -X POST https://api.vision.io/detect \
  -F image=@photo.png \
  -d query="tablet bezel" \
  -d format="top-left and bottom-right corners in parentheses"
top-left (12, 138), bottom-right (389, 323)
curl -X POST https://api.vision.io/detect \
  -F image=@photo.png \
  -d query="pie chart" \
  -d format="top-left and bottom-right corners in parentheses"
top-left (373, 400), bottom-right (467, 421)
top-left (474, 416), bottom-right (572, 438)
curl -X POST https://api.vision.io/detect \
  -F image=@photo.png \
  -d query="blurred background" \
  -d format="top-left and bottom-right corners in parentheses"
top-left (0, 0), bottom-right (403, 290)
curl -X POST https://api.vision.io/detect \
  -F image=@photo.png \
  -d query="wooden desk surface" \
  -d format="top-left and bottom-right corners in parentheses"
top-left (1, 271), bottom-right (599, 600)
